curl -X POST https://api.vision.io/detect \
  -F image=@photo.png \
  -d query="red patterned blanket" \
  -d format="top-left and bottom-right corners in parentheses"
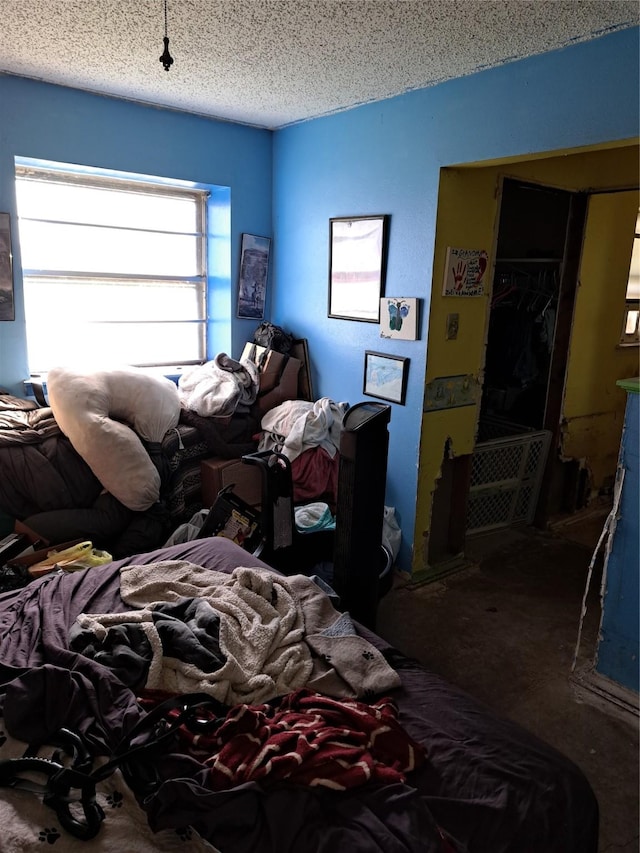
top-left (146, 688), bottom-right (425, 792)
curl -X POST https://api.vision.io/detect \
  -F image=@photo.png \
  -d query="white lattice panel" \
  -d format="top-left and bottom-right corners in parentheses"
top-left (467, 429), bottom-right (552, 534)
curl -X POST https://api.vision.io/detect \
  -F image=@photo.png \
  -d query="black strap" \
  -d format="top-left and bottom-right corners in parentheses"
top-left (0, 756), bottom-right (104, 840)
top-left (0, 692), bottom-right (226, 840)
top-left (92, 692), bottom-right (225, 786)
top-left (30, 376), bottom-right (48, 407)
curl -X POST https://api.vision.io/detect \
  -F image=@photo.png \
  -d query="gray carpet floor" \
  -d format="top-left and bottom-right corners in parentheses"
top-left (376, 516), bottom-right (639, 852)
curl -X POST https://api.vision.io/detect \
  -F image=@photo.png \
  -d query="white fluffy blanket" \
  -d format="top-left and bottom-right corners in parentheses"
top-left (178, 354), bottom-right (259, 417)
top-left (48, 366), bottom-right (180, 511)
top-left (258, 397), bottom-right (348, 462)
top-left (76, 560), bottom-right (400, 705)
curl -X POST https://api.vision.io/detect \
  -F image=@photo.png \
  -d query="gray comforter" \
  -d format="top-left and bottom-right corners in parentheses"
top-left (0, 394), bottom-right (102, 518)
top-left (0, 537), bottom-right (599, 853)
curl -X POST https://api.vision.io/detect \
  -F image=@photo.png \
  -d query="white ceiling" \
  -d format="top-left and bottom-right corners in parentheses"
top-left (0, 1), bottom-right (637, 130)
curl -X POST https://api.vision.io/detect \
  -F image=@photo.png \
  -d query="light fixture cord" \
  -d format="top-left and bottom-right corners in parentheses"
top-left (159, 0), bottom-right (174, 71)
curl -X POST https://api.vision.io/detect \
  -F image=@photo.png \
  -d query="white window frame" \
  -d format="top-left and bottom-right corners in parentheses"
top-left (15, 163), bottom-right (209, 372)
top-left (621, 208), bottom-right (640, 347)
top-left (621, 303), bottom-right (639, 345)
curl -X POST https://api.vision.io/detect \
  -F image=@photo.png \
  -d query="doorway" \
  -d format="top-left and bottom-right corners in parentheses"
top-left (467, 179), bottom-right (580, 535)
top-left (427, 178), bottom-right (585, 564)
top-left (418, 143), bottom-right (639, 577)
top-left (480, 179), bottom-right (570, 432)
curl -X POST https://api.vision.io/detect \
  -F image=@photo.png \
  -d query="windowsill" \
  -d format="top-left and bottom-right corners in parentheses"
top-left (23, 366), bottom-right (196, 402)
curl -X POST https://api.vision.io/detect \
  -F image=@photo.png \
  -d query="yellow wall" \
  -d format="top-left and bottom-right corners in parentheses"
top-left (562, 190), bottom-right (639, 487)
top-left (415, 168), bottom-right (498, 569)
top-left (414, 142), bottom-right (640, 573)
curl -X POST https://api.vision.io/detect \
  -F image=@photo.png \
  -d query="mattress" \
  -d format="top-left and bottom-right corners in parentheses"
top-left (0, 537), bottom-right (598, 853)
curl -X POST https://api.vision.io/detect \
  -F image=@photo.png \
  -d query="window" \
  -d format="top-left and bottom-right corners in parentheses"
top-left (15, 163), bottom-right (208, 372)
top-left (622, 208), bottom-right (640, 346)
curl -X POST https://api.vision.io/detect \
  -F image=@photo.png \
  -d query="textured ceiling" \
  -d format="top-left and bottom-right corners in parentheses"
top-left (0, 1), bottom-right (637, 129)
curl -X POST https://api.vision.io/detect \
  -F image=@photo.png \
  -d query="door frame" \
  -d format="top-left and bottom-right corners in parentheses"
top-left (533, 191), bottom-right (588, 525)
top-left (416, 141), bottom-right (640, 577)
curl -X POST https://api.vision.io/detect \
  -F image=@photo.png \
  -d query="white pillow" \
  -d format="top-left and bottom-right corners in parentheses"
top-left (48, 367), bottom-right (180, 511)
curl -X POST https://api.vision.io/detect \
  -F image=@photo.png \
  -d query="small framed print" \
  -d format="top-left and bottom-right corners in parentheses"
top-left (380, 297), bottom-right (419, 340)
top-left (363, 350), bottom-right (409, 406)
top-left (237, 234), bottom-right (271, 320)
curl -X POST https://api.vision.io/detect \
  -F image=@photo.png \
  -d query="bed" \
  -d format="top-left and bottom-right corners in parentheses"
top-left (0, 391), bottom-right (251, 559)
top-left (0, 536), bottom-right (598, 853)
top-left (0, 348), bottom-right (333, 559)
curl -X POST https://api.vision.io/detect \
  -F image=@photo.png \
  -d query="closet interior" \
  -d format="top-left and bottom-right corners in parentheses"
top-left (480, 179), bottom-right (571, 438)
top-left (467, 179), bottom-right (573, 535)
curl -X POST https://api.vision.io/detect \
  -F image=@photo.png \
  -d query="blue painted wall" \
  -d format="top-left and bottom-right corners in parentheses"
top-left (597, 386), bottom-right (640, 693)
top-left (272, 28), bottom-right (640, 570)
top-left (1, 29), bottom-right (639, 574)
top-left (0, 75), bottom-right (273, 395)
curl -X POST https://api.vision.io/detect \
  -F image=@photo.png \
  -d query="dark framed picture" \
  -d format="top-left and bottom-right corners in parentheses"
top-left (328, 214), bottom-right (389, 322)
top-left (237, 233), bottom-right (271, 320)
top-left (363, 350), bottom-right (409, 405)
top-left (0, 213), bottom-right (15, 322)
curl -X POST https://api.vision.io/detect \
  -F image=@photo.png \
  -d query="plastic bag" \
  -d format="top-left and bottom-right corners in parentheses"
top-left (382, 506), bottom-right (401, 560)
top-left (29, 541), bottom-right (113, 577)
top-left (164, 509), bottom-right (208, 546)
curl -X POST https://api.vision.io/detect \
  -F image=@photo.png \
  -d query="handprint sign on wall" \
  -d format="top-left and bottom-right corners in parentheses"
top-left (443, 247), bottom-right (488, 297)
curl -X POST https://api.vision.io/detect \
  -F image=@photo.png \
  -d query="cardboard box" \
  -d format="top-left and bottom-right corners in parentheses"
top-left (240, 342), bottom-right (302, 398)
top-left (258, 349), bottom-right (288, 393)
top-left (201, 457), bottom-right (263, 509)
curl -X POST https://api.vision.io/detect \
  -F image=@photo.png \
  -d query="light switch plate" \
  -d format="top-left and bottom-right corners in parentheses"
top-left (446, 313), bottom-right (459, 340)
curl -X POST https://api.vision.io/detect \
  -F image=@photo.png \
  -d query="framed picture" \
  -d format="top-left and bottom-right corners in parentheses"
top-left (363, 350), bottom-right (409, 405)
top-left (380, 296), bottom-right (419, 340)
top-left (237, 234), bottom-right (271, 320)
top-left (328, 214), bottom-right (389, 322)
top-left (0, 213), bottom-right (15, 322)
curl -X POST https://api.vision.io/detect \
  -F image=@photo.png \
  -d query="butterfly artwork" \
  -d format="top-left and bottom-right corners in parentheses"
top-left (380, 297), bottom-right (419, 340)
top-left (387, 299), bottom-right (410, 330)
